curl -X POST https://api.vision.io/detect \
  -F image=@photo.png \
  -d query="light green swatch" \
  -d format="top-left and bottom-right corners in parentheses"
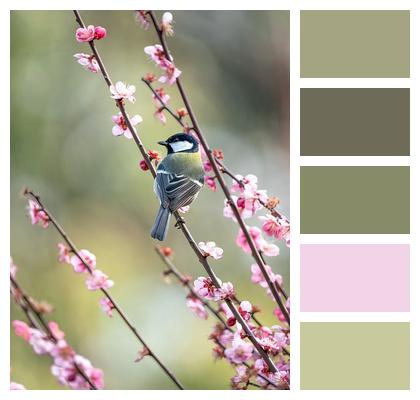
top-left (301, 322), bottom-right (410, 389)
top-left (301, 11), bottom-right (410, 77)
top-left (300, 166), bottom-right (410, 234)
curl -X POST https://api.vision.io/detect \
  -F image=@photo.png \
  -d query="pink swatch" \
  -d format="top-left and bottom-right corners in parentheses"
top-left (300, 244), bottom-right (410, 312)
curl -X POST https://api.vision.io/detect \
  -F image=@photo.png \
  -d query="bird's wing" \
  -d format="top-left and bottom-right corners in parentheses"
top-left (155, 170), bottom-right (202, 211)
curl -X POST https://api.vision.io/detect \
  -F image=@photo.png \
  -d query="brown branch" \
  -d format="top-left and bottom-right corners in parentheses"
top-left (72, 10), bottom-right (278, 373)
top-left (145, 10), bottom-right (289, 325)
top-left (23, 189), bottom-right (184, 390)
top-left (10, 276), bottom-right (97, 390)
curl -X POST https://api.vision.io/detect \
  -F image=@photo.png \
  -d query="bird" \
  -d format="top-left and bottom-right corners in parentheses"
top-left (151, 133), bottom-right (205, 241)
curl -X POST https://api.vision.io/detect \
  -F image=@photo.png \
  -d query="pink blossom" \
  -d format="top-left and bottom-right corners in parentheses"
top-left (111, 112), bottom-right (142, 139)
top-left (261, 241), bottom-right (280, 257)
top-left (134, 11), bottom-right (150, 30)
top-left (186, 297), bottom-right (208, 320)
top-left (155, 108), bottom-right (167, 124)
top-left (225, 336), bottom-right (254, 364)
top-left (29, 329), bottom-right (54, 354)
top-left (204, 175), bottom-right (217, 191)
top-left (75, 25), bottom-right (95, 42)
top-left (144, 44), bottom-right (181, 85)
top-left (231, 365), bottom-right (250, 389)
top-left (50, 339), bottom-right (75, 366)
top-left (259, 214), bottom-right (290, 244)
top-left (161, 12), bottom-right (174, 36)
top-left (70, 249), bottom-right (96, 273)
top-left (10, 382), bottom-right (26, 390)
top-left (153, 87), bottom-right (170, 106)
top-left (236, 226), bottom-right (265, 254)
top-left (12, 320), bottom-right (32, 342)
top-left (99, 297), bottom-right (114, 317)
top-left (93, 26), bottom-right (107, 40)
top-left (10, 257), bottom-right (17, 278)
top-left (48, 322), bottom-right (65, 340)
top-left (231, 174), bottom-right (258, 195)
top-left (194, 277), bottom-right (218, 300)
top-left (198, 241), bottom-right (223, 260)
top-left (218, 329), bottom-right (234, 347)
top-left (73, 53), bottom-right (100, 73)
top-left (85, 270), bottom-right (114, 291)
top-left (57, 243), bottom-right (71, 263)
top-left (110, 81), bottom-right (136, 103)
top-left (75, 25), bottom-right (106, 42)
top-left (274, 307), bottom-right (287, 322)
top-left (178, 205), bottom-right (190, 213)
top-left (27, 199), bottom-right (49, 228)
top-left (215, 281), bottom-right (235, 301)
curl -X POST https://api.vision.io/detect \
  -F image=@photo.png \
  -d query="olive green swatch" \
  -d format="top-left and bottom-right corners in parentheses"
top-left (301, 322), bottom-right (410, 389)
top-left (301, 11), bottom-right (410, 77)
top-left (301, 88), bottom-right (410, 156)
top-left (300, 166), bottom-right (410, 233)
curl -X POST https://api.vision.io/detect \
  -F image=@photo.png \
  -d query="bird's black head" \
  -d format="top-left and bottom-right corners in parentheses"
top-left (158, 133), bottom-right (199, 154)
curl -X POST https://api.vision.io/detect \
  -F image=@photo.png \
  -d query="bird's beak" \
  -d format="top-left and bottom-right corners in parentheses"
top-left (158, 140), bottom-right (168, 146)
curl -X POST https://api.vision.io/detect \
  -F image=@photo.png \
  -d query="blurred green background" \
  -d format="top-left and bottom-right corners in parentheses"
top-left (10, 10), bottom-right (289, 390)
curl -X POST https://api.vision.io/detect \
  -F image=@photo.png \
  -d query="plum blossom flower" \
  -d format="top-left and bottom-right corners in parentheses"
top-left (29, 329), bottom-right (54, 354)
top-left (73, 53), bottom-right (100, 73)
top-left (10, 257), bottom-right (17, 278)
top-left (259, 214), bottom-right (290, 245)
top-left (198, 241), bottom-right (224, 260)
top-left (75, 25), bottom-right (106, 43)
top-left (194, 277), bottom-right (218, 300)
top-left (161, 12), bottom-right (174, 36)
top-left (27, 199), bottom-right (49, 228)
top-left (231, 174), bottom-right (258, 195)
top-left (10, 382), bottom-right (26, 390)
top-left (225, 335), bottom-right (254, 364)
top-left (85, 270), bottom-right (114, 291)
top-left (57, 243), bottom-right (71, 263)
top-left (235, 226), bottom-right (265, 254)
top-left (231, 365), bottom-right (250, 389)
top-left (204, 175), bottom-right (217, 191)
top-left (260, 241), bottom-right (280, 257)
top-left (99, 297), bottom-right (114, 317)
top-left (110, 81), bottom-right (136, 103)
top-left (144, 44), bottom-right (181, 85)
top-left (48, 322), bottom-right (65, 340)
top-left (186, 297), bottom-right (208, 320)
top-left (134, 11), bottom-right (150, 30)
top-left (111, 113), bottom-right (142, 139)
top-left (70, 249), bottom-right (96, 273)
top-left (12, 320), bottom-right (32, 342)
top-left (178, 205), bottom-right (190, 213)
top-left (221, 300), bottom-right (252, 326)
top-left (250, 263), bottom-right (282, 289)
top-left (214, 281), bottom-right (235, 301)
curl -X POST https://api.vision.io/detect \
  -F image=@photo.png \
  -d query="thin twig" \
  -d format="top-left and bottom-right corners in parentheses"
top-left (10, 276), bottom-right (97, 390)
top-left (23, 188), bottom-right (184, 390)
top-left (72, 10), bottom-right (279, 373)
top-left (146, 11), bottom-right (289, 324)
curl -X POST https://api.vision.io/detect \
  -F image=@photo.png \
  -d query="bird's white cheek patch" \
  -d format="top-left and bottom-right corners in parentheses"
top-left (170, 141), bottom-right (194, 152)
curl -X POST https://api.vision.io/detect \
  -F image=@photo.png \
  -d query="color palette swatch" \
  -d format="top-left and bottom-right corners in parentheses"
top-left (300, 88), bottom-right (410, 156)
top-left (300, 322), bottom-right (410, 389)
top-left (299, 9), bottom-right (410, 390)
top-left (300, 244), bottom-right (410, 312)
top-left (300, 166), bottom-right (410, 234)
top-left (300, 10), bottom-right (410, 77)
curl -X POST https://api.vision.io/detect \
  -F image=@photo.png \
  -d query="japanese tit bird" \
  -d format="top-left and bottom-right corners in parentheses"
top-left (151, 133), bottom-right (204, 241)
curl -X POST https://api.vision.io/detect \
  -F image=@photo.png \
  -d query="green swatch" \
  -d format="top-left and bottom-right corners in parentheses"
top-left (301, 322), bottom-right (410, 389)
top-left (300, 166), bottom-right (410, 234)
top-left (301, 11), bottom-right (410, 77)
top-left (301, 88), bottom-right (410, 156)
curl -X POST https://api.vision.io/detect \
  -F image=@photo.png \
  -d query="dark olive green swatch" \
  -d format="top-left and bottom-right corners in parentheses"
top-left (301, 11), bottom-right (410, 77)
top-left (300, 166), bottom-right (410, 233)
top-left (301, 322), bottom-right (410, 389)
top-left (301, 89), bottom-right (410, 156)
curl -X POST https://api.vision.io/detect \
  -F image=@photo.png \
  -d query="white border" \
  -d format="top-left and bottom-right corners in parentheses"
top-left (2, 0), bottom-right (419, 398)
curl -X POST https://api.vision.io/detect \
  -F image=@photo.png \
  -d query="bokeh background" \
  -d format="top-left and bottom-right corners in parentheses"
top-left (10, 10), bottom-right (289, 389)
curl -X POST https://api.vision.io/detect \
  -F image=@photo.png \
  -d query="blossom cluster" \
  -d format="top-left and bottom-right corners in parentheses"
top-left (57, 244), bottom-right (115, 314)
top-left (12, 320), bottom-right (104, 389)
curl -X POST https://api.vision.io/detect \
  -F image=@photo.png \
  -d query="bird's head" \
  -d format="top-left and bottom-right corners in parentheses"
top-left (158, 133), bottom-right (199, 154)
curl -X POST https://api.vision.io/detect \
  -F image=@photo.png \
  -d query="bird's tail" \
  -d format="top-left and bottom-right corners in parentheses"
top-left (151, 206), bottom-right (171, 241)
